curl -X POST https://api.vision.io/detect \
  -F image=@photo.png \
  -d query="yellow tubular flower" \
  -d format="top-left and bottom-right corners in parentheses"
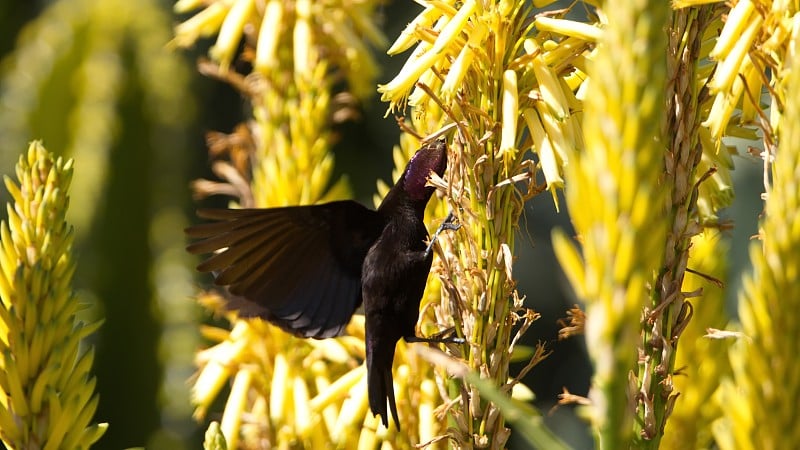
top-left (686, 0), bottom-right (798, 146)
top-left (254, 0), bottom-right (283, 71)
top-left (175, 0), bottom-right (385, 101)
top-left (523, 108), bottom-right (564, 194)
top-left (387, 2), bottom-right (449, 55)
top-left (210, 0), bottom-right (256, 70)
top-left (441, 21), bottom-right (488, 102)
top-left (526, 39), bottom-right (571, 119)
top-left (378, 0), bottom-right (477, 108)
top-left (533, 16), bottom-right (603, 42)
top-left (500, 70), bottom-right (520, 155)
top-left (708, 0), bottom-right (757, 61)
top-left (0, 142), bottom-right (107, 449)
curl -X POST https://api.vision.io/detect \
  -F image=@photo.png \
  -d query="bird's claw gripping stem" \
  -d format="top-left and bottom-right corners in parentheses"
top-left (424, 212), bottom-right (461, 258)
top-left (406, 328), bottom-right (465, 345)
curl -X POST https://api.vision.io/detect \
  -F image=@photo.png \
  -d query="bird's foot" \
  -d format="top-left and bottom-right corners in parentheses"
top-left (406, 328), bottom-right (465, 345)
top-left (424, 212), bottom-right (461, 258)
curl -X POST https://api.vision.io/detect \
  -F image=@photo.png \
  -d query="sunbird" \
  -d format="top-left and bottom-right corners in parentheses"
top-left (186, 139), bottom-right (459, 429)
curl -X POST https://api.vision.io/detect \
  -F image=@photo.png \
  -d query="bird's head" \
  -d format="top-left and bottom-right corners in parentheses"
top-left (402, 138), bottom-right (447, 202)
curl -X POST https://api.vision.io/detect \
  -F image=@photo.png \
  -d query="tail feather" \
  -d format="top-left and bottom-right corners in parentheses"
top-left (367, 341), bottom-right (400, 430)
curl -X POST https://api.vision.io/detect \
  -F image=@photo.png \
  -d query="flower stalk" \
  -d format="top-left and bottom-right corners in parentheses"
top-left (552, 0), bottom-right (670, 446)
top-left (0, 141), bottom-right (107, 449)
top-left (631, 6), bottom-right (725, 447)
top-left (380, 0), bottom-right (591, 447)
top-left (661, 230), bottom-right (730, 449)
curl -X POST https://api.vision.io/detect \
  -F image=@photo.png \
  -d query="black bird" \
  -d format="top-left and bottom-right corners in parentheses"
top-left (186, 139), bottom-right (456, 429)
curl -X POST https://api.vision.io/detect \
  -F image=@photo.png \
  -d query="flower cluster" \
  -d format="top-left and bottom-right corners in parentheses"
top-left (0, 142), bottom-right (106, 449)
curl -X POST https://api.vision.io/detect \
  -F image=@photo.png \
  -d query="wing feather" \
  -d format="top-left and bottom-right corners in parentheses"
top-left (304, 264), bottom-right (359, 338)
top-left (213, 224), bottom-right (302, 289)
top-left (186, 201), bottom-right (383, 338)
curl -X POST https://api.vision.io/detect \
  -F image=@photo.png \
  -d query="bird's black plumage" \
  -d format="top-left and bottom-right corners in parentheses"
top-left (186, 139), bottom-right (448, 429)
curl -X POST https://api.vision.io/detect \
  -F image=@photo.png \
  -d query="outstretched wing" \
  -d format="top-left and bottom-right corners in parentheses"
top-left (186, 201), bottom-right (384, 338)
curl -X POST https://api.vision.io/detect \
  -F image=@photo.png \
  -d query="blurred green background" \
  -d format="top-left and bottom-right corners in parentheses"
top-left (0, 1), bottom-right (764, 449)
